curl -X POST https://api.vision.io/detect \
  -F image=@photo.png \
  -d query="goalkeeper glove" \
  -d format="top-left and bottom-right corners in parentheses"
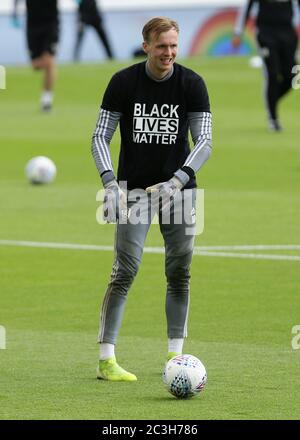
top-left (145, 176), bottom-right (183, 214)
top-left (103, 180), bottom-right (128, 223)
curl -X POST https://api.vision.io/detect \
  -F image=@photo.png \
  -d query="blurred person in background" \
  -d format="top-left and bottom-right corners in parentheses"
top-left (232, 0), bottom-right (300, 132)
top-left (13, 0), bottom-right (59, 112)
top-left (91, 17), bottom-right (212, 381)
top-left (73, 0), bottom-right (114, 61)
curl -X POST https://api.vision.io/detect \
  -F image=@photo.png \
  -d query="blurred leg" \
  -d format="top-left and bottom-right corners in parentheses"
top-left (93, 21), bottom-right (114, 59)
top-left (277, 30), bottom-right (298, 100)
top-left (74, 21), bottom-right (85, 62)
top-left (32, 53), bottom-right (56, 111)
top-left (257, 34), bottom-right (280, 122)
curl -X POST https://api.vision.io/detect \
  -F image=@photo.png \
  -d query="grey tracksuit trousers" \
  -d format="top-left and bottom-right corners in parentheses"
top-left (97, 189), bottom-right (196, 345)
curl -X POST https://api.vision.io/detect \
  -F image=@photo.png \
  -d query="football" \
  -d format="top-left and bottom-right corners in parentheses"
top-left (25, 156), bottom-right (57, 184)
top-left (163, 354), bottom-right (207, 399)
top-left (249, 55), bottom-right (263, 69)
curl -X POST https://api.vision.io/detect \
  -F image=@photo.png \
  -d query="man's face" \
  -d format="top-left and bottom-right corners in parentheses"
top-left (143, 28), bottom-right (178, 78)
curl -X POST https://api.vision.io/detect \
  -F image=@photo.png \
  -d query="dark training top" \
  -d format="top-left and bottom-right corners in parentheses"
top-left (26, 0), bottom-right (58, 25)
top-left (79, 0), bottom-right (102, 25)
top-left (235, 0), bottom-right (300, 33)
top-left (100, 62), bottom-right (210, 190)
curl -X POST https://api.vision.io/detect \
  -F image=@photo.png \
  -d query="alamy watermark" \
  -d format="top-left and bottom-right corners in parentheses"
top-left (0, 325), bottom-right (6, 349)
top-left (291, 325), bottom-right (300, 350)
top-left (292, 65), bottom-right (300, 90)
top-left (0, 65), bottom-right (6, 90)
top-left (96, 183), bottom-right (204, 236)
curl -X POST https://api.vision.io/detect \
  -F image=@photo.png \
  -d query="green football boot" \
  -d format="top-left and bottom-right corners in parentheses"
top-left (97, 356), bottom-right (137, 382)
top-left (167, 352), bottom-right (181, 362)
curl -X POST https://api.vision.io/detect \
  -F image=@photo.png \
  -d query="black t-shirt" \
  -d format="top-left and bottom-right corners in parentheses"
top-left (101, 62), bottom-right (210, 190)
top-left (79, 0), bottom-right (101, 25)
top-left (254, 0), bottom-right (296, 28)
top-left (26, 0), bottom-right (58, 25)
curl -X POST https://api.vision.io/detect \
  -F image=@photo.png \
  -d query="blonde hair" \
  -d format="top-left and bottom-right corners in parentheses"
top-left (142, 17), bottom-right (179, 43)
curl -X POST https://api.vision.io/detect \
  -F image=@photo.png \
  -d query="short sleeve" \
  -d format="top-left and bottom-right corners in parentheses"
top-left (187, 74), bottom-right (210, 113)
top-left (101, 72), bottom-right (125, 113)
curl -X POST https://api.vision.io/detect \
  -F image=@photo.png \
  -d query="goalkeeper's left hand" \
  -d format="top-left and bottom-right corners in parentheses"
top-left (145, 176), bottom-right (183, 213)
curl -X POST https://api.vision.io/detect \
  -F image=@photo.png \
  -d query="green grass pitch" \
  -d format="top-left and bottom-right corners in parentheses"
top-left (0, 57), bottom-right (300, 420)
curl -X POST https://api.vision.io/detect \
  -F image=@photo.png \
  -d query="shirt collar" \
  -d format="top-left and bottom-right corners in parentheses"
top-left (145, 61), bottom-right (174, 82)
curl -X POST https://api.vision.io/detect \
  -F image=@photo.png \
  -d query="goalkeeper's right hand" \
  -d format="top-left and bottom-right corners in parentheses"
top-left (103, 180), bottom-right (129, 223)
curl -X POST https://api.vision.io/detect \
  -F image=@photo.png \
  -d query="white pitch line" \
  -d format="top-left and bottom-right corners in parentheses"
top-left (198, 245), bottom-right (300, 251)
top-left (193, 250), bottom-right (300, 261)
top-left (0, 239), bottom-right (300, 261)
top-left (0, 240), bottom-right (114, 252)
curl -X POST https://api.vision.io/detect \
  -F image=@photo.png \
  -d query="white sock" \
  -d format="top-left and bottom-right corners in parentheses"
top-left (168, 338), bottom-right (184, 354)
top-left (99, 343), bottom-right (115, 360)
top-left (41, 90), bottom-right (53, 105)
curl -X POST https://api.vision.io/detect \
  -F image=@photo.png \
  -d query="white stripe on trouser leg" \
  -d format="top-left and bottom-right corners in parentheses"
top-left (99, 259), bottom-right (119, 342)
top-left (183, 290), bottom-right (190, 338)
top-left (99, 282), bottom-right (112, 342)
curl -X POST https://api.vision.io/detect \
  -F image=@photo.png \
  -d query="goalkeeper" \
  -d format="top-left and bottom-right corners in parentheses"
top-left (91, 17), bottom-right (212, 381)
